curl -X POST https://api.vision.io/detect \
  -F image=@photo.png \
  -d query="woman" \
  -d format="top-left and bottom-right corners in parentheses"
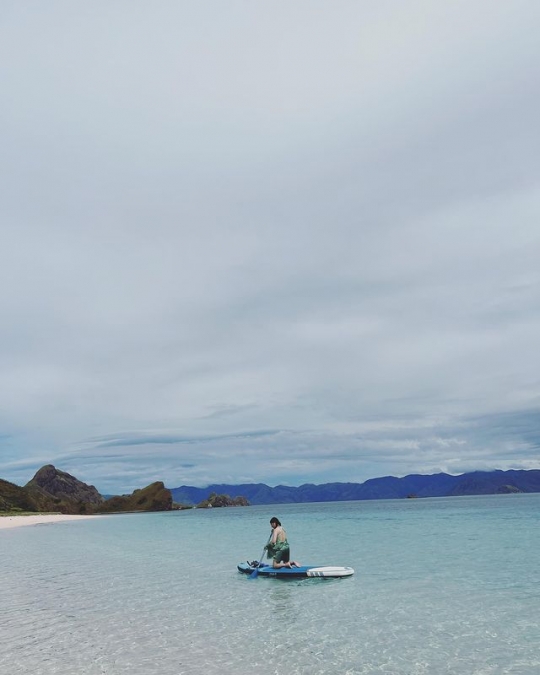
top-left (265, 517), bottom-right (300, 568)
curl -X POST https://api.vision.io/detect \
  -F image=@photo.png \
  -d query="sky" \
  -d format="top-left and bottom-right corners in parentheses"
top-left (1, 1), bottom-right (539, 494)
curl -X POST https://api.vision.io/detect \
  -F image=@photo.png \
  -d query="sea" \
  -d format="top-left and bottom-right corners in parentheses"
top-left (1, 494), bottom-right (539, 675)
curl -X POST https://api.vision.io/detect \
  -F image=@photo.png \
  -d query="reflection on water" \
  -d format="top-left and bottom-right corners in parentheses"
top-left (266, 581), bottom-right (297, 625)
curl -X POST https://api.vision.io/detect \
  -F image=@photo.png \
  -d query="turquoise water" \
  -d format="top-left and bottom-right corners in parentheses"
top-left (1, 494), bottom-right (539, 674)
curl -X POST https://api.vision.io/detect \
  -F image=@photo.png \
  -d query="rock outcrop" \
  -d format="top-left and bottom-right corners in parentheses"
top-left (26, 465), bottom-right (104, 506)
top-left (197, 492), bottom-right (249, 508)
top-left (95, 481), bottom-right (173, 513)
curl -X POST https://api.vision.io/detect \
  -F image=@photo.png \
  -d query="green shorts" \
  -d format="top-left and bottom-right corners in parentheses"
top-left (273, 545), bottom-right (290, 564)
top-left (266, 541), bottom-right (291, 563)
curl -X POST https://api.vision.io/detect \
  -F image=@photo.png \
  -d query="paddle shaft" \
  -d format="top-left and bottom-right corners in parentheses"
top-left (249, 532), bottom-right (272, 578)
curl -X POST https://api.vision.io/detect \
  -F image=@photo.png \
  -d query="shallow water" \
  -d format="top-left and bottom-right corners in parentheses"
top-left (1, 494), bottom-right (539, 674)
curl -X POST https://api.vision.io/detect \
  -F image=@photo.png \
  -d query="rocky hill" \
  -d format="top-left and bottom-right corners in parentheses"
top-left (95, 481), bottom-right (172, 513)
top-left (0, 466), bottom-right (173, 514)
top-left (26, 465), bottom-right (104, 507)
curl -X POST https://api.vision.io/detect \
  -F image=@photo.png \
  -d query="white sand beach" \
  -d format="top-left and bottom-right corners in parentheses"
top-left (0, 514), bottom-right (96, 530)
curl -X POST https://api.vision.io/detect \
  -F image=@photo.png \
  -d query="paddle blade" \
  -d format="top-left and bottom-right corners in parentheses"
top-left (249, 568), bottom-right (259, 579)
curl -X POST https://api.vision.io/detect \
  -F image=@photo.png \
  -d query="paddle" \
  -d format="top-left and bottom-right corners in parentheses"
top-left (249, 533), bottom-right (272, 579)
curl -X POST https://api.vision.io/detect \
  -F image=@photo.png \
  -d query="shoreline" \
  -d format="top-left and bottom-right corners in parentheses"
top-left (0, 514), bottom-right (96, 530)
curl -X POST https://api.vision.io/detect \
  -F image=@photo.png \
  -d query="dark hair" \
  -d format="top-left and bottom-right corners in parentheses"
top-left (270, 517), bottom-right (281, 526)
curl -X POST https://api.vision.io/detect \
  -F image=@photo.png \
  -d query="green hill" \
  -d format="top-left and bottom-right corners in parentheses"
top-left (95, 482), bottom-right (172, 513)
top-left (0, 478), bottom-right (56, 513)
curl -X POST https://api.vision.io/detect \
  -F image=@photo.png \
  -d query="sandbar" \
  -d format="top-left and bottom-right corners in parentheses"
top-left (0, 514), bottom-right (96, 530)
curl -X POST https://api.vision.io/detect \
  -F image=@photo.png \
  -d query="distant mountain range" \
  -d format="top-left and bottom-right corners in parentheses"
top-left (170, 469), bottom-right (540, 505)
top-left (3, 467), bottom-right (539, 514)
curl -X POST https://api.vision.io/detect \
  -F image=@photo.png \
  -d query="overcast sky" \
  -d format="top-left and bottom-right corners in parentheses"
top-left (1, 1), bottom-right (539, 494)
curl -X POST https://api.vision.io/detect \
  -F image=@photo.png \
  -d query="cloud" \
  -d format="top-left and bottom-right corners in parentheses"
top-left (91, 429), bottom-right (281, 448)
top-left (1, 1), bottom-right (539, 492)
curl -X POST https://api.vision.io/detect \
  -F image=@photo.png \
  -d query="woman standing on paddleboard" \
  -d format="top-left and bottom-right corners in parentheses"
top-left (265, 517), bottom-right (300, 568)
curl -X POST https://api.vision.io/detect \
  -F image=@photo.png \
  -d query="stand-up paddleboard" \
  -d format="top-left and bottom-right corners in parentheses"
top-left (238, 562), bottom-right (354, 578)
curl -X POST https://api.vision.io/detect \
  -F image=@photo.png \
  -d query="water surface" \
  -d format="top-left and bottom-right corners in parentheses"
top-left (2, 494), bottom-right (539, 674)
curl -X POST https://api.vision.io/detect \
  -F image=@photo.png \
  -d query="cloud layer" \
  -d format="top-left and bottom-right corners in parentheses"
top-left (1, 1), bottom-right (539, 492)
